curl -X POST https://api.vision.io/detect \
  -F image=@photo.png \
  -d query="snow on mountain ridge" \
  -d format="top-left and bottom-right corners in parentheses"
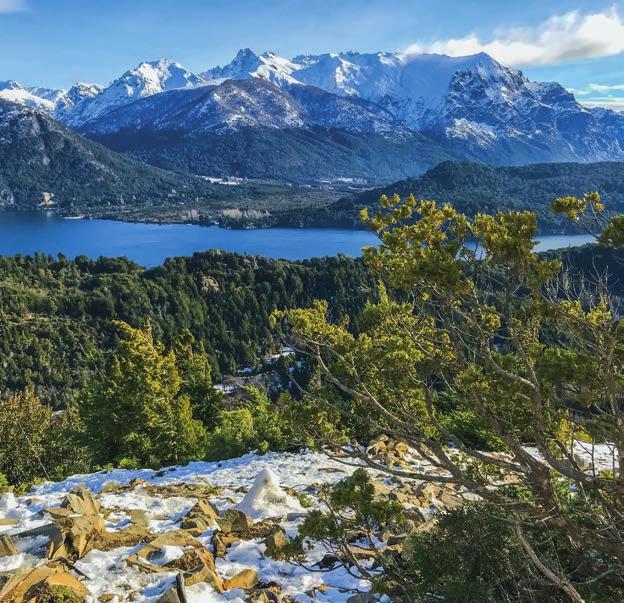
top-left (59, 59), bottom-right (207, 128)
top-left (80, 77), bottom-right (400, 136)
top-left (0, 80), bottom-right (55, 113)
top-left (201, 49), bottom-right (508, 129)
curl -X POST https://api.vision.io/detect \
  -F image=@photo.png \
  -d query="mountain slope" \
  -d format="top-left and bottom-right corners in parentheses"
top-left (335, 160), bottom-right (624, 232)
top-left (79, 77), bottom-right (401, 134)
top-left (79, 78), bottom-right (462, 183)
top-left (0, 99), bottom-right (221, 209)
top-left (60, 59), bottom-right (206, 128)
top-left (90, 125), bottom-right (459, 184)
top-left (201, 49), bottom-right (624, 164)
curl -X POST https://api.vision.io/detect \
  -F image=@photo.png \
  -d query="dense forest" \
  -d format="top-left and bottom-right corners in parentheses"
top-left (0, 99), bottom-right (231, 210)
top-left (332, 161), bottom-right (624, 233)
top-left (0, 250), bottom-right (375, 407)
top-left (88, 126), bottom-right (461, 185)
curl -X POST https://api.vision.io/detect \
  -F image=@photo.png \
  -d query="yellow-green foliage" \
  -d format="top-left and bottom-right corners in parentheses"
top-left (0, 390), bottom-right (88, 487)
top-left (81, 319), bottom-right (208, 468)
top-left (206, 388), bottom-right (294, 460)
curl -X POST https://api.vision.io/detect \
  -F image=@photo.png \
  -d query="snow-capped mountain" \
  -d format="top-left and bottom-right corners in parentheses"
top-left (202, 50), bottom-right (521, 127)
top-left (80, 77), bottom-right (400, 135)
top-left (5, 48), bottom-right (624, 181)
top-left (58, 59), bottom-right (206, 128)
top-left (53, 82), bottom-right (105, 124)
top-left (0, 81), bottom-right (104, 119)
top-left (198, 48), bottom-right (624, 162)
top-left (0, 80), bottom-right (56, 113)
top-left (203, 48), bottom-right (301, 87)
top-left (26, 86), bottom-right (67, 105)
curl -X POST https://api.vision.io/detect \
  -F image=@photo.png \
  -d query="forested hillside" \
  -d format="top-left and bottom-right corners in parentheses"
top-left (334, 161), bottom-right (624, 233)
top-left (0, 99), bottom-right (224, 210)
top-left (89, 126), bottom-right (459, 185)
top-left (0, 251), bottom-right (374, 407)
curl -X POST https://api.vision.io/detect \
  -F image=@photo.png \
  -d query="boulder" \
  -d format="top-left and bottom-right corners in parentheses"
top-left (164, 547), bottom-right (216, 574)
top-left (45, 507), bottom-right (78, 521)
top-left (348, 546), bottom-right (377, 562)
top-left (48, 513), bottom-right (105, 560)
top-left (211, 532), bottom-right (241, 558)
top-left (217, 509), bottom-right (253, 533)
top-left (223, 568), bottom-right (258, 590)
top-left (125, 529), bottom-right (221, 591)
top-left (60, 486), bottom-right (100, 516)
top-left (126, 530), bottom-right (201, 572)
top-left (182, 564), bottom-right (224, 592)
top-left (180, 499), bottom-right (218, 533)
top-left (127, 509), bottom-right (149, 531)
top-left (0, 518), bottom-right (18, 526)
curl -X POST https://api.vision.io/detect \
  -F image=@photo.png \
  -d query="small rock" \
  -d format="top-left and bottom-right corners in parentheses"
top-left (223, 568), bottom-right (258, 590)
top-left (263, 526), bottom-right (289, 558)
top-left (156, 574), bottom-right (187, 603)
top-left (217, 509), bottom-right (253, 533)
top-left (0, 535), bottom-right (17, 558)
top-left (211, 532), bottom-right (241, 558)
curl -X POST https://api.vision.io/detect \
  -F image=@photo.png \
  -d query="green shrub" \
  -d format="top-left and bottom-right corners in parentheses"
top-left (81, 320), bottom-right (208, 468)
top-left (35, 584), bottom-right (83, 603)
top-left (404, 503), bottom-right (624, 603)
top-left (0, 390), bottom-right (89, 488)
top-left (205, 388), bottom-right (294, 460)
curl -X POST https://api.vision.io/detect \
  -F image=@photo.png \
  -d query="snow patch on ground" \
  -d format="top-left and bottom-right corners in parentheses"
top-left (236, 468), bottom-right (304, 519)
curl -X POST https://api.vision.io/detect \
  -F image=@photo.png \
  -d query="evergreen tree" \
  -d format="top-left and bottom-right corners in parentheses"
top-left (81, 320), bottom-right (207, 468)
top-left (173, 330), bottom-right (223, 426)
top-left (278, 194), bottom-right (624, 600)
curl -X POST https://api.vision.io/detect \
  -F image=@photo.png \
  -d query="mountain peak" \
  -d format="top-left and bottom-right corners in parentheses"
top-left (0, 80), bottom-right (23, 91)
top-left (235, 47), bottom-right (259, 59)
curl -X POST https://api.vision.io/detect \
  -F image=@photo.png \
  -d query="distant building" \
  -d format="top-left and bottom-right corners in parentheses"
top-left (39, 191), bottom-right (56, 206)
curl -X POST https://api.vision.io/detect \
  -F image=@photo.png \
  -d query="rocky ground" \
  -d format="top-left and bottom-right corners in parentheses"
top-left (0, 440), bottom-right (616, 602)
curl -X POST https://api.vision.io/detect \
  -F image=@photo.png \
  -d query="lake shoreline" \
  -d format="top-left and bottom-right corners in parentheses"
top-left (4, 206), bottom-right (595, 237)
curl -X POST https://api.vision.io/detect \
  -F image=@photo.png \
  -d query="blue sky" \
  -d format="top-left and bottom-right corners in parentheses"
top-left (2, 0), bottom-right (624, 110)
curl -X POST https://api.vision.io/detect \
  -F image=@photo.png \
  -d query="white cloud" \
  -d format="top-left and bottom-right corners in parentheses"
top-left (587, 83), bottom-right (624, 93)
top-left (580, 97), bottom-right (624, 111)
top-left (0, 0), bottom-right (26, 13)
top-left (405, 8), bottom-right (624, 67)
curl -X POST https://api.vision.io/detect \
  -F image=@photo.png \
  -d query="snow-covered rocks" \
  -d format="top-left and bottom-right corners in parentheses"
top-left (0, 450), bottom-right (380, 602)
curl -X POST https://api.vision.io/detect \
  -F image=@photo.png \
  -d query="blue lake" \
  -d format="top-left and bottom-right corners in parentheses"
top-left (0, 211), bottom-right (596, 267)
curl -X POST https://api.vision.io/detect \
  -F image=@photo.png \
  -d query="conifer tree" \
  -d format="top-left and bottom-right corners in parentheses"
top-left (173, 330), bottom-right (223, 426)
top-left (81, 320), bottom-right (207, 467)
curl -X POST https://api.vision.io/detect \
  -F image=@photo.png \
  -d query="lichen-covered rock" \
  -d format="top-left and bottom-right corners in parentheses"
top-left (217, 508), bottom-right (253, 533)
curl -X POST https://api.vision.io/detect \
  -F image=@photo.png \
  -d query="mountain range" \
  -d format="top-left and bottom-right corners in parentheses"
top-left (2, 49), bottom-right (624, 185)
